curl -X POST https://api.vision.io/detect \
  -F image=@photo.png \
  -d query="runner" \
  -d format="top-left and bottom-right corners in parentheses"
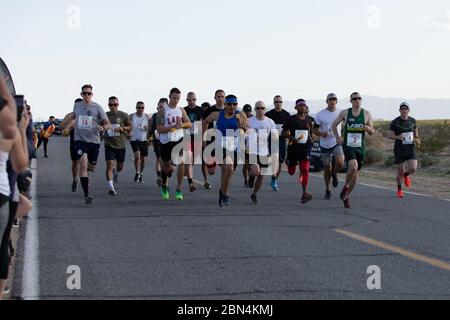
top-left (201, 102), bottom-right (211, 113)
top-left (184, 92), bottom-right (203, 192)
top-left (150, 98), bottom-right (167, 187)
top-left (266, 95), bottom-right (290, 191)
top-left (203, 94), bottom-right (249, 207)
top-left (282, 99), bottom-right (315, 204)
top-left (157, 88), bottom-right (192, 201)
top-left (61, 98), bottom-right (83, 192)
top-left (104, 96), bottom-right (131, 195)
top-left (242, 104), bottom-right (253, 187)
top-left (64, 84), bottom-right (111, 204)
top-left (313, 93), bottom-right (344, 199)
top-left (247, 101), bottom-right (276, 204)
top-left (201, 90), bottom-right (226, 189)
top-left (388, 102), bottom-right (420, 198)
top-left (332, 92), bottom-right (374, 208)
top-left (130, 101), bottom-right (151, 184)
top-left (36, 116), bottom-right (56, 158)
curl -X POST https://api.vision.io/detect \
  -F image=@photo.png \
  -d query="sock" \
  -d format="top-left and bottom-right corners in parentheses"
top-left (108, 180), bottom-right (114, 190)
top-left (157, 171), bottom-right (162, 178)
top-left (300, 160), bottom-right (310, 188)
top-left (161, 171), bottom-right (168, 185)
top-left (398, 185), bottom-right (402, 190)
top-left (288, 165), bottom-right (296, 176)
top-left (404, 173), bottom-right (410, 177)
top-left (80, 177), bottom-right (89, 197)
top-left (188, 178), bottom-right (193, 185)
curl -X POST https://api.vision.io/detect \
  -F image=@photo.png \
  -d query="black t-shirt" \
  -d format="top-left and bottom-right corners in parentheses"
top-left (265, 109), bottom-right (291, 125)
top-left (390, 116), bottom-right (417, 150)
top-left (283, 115), bottom-right (314, 154)
top-left (184, 106), bottom-right (204, 136)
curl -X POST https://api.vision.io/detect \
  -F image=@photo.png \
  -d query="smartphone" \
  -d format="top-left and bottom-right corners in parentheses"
top-left (13, 94), bottom-right (24, 122)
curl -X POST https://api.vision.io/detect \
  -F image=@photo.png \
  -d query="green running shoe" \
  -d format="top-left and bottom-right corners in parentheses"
top-left (175, 190), bottom-right (184, 201)
top-left (161, 186), bottom-right (170, 200)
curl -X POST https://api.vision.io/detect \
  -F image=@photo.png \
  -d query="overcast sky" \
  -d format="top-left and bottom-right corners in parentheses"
top-left (1, 0), bottom-right (450, 119)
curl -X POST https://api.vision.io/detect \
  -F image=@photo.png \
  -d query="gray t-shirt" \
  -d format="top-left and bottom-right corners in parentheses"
top-left (73, 101), bottom-right (108, 144)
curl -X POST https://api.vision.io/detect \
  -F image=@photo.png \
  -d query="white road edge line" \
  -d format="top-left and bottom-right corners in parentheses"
top-left (21, 158), bottom-right (39, 300)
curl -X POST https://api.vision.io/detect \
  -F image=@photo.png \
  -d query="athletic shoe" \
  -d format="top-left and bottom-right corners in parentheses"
top-left (44, 155), bottom-right (48, 158)
top-left (113, 169), bottom-right (119, 184)
top-left (157, 178), bottom-right (162, 187)
top-left (340, 186), bottom-right (350, 201)
top-left (3, 285), bottom-right (10, 295)
top-left (223, 195), bottom-right (230, 206)
top-left (85, 194), bottom-right (93, 205)
top-left (332, 173), bottom-right (339, 188)
top-left (404, 175), bottom-right (412, 188)
top-left (71, 180), bottom-right (78, 193)
top-left (271, 178), bottom-right (279, 192)
top-left (204, 181), bottom-right (212, 190)
top-left (248, 176), bottom-right (255, 188)
top-left (250, 194), bottom-right (258, 204)
top-left (218, 189), bottom-right (224, 207)
top-left (324, 190), bottom-right (332, 200)
top-left (189, 183), bottom-right (196, 193)
top-left (397, 189), bottom-right (404, 199)
top-left (175, 190), bottom-right (183, 201)
top-left (108, 189), bottom-right (117, 196)
top-left (134, 173), bottom-right (140, 183)
top-left (138, 175), bottom-right (144, 184)
top-left (161, 186), bottom-right (170, 200)
top-left (301, 193), bottom-right (313, 204)
top-left (12, 219), bottom-right (19, 228)
top-left (343, 198), bottom-right (351, 209)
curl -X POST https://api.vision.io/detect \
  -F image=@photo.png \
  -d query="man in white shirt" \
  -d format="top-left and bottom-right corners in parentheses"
top-left (313, 93), bottom-right (344, 200)
top-left (130, 101), bottom-right (151, 184)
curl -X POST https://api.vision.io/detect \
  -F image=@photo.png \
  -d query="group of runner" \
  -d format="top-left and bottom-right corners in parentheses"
top-left (61, 85), bottom-right (421, 208)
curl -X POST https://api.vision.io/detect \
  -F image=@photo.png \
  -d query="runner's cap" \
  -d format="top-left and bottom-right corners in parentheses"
top-left (295, 99), bottom-right (307, 107)
top-left (243, 104), bottom-right (252, 112)
top-left (400, 102), bottom-right (410, 109)
top-left (225, 96), bottom-right (238, 104)
top-left (327, 93), bottom-right (338, 101)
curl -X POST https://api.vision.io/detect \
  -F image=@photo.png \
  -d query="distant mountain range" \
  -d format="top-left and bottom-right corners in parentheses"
top-left (277, 96), bottom-right (450, 121)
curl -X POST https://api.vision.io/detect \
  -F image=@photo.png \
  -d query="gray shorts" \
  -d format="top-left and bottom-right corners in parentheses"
top-left (321, 145), bottom-right (344, 167)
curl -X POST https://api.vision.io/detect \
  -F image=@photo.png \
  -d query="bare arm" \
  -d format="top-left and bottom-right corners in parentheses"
top-left (0, 77), bottom-right (17, 139)
top-left (10, 111), bottom-right (30, 173)
top-left (332, 110), bottom-right (346, 144)
top-left (202, 112), bottom-right (219, 134)
top-left (181, 109), bottom-right (192, 129)
top-left (364, 110), bottom-right (375, 135)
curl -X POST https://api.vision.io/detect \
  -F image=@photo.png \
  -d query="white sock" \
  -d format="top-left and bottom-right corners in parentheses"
top-left (108, 180), bottom-right (114, 190)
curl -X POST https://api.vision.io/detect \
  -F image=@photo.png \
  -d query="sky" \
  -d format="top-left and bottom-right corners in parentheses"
top-left (1, 0), bottom-right (450, 120)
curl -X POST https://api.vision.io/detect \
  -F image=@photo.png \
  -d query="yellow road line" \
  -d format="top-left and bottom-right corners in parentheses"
top-left (335, 229), bottom-right (450, 272)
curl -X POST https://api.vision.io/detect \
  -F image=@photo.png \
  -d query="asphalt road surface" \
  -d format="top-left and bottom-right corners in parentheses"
top-left (12, 137), bottom-right (450, 299)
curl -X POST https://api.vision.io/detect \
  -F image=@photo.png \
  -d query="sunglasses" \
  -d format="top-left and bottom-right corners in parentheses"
top-left (109, 103), bottom-right (118, 107)
top-left (328, 98), bottom-right (337, 101)
top-left (400, 107), bottom-right (409, 110)
top-left (226, 103), bottom-right (238, 106)
top-left (137, 107), bottom-right (145, 109)
top-left (82, 92), bottom-right (92, 96)
top-left (351, 97), bottom-right (362, 101)
top-left (255, 107), bottom-right (266, 110)
top-left (187, 99), bottom-right (197, 101)
top-left (274, 101), bottom-right (283, 104)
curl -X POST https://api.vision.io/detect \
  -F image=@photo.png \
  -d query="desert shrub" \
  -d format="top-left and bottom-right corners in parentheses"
top-left (366, 130), bottom-right (385, 149)
top-left (384, 155), bottom-right (395, 167)
top-left (420, 155), bottom-right (435, 168)
top-left (418, 121), bottom-right (450, 155)
top-left (365, 148), bottom-right (385, 165)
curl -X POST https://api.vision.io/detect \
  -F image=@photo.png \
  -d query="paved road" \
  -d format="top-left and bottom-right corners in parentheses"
top-left (12, 137), bottom-right (450, 299)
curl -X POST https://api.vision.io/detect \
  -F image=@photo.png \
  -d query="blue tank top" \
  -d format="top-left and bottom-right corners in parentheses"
top-left (216, 111), bottom-right (239, 136)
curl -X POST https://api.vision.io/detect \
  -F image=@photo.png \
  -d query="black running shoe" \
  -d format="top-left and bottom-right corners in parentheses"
top-left (332, 173), bottom-right (339, 188)
top-left (138, 174), bottom-right (144, 184)
top-left (324, 190), bottom-right (332, 200)
top-left (250, 194), bottom-right (258, 204)
top-left (71, 180), bottom-right (78, 193)
top-left (223, 195), bottom-right (230, 206)
top-left (85, 195), bottom-right (93, 204)
top-left (134, 173), bottom-right (140, 183)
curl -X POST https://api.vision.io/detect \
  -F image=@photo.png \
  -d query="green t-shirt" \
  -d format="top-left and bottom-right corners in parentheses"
top-left (104, 111), bottom-right (130, 149)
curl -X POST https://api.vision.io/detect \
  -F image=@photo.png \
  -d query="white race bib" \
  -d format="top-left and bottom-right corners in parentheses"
top-left (78, 115), bottom-right (93, 130)
top-left (190, 122), bottom-right (200, 135)
top-left (107, 124), bottom-right (121, 137)
top-left (222, 136), bottom-right (238, 152)
top-left (248, 133), bottom-right (269, 155)
top-left (402, 132), bottom-right (414, 145)
top-left (154, 130), bottom-right (160, 140)
top-left (347, 133), bottom-right (362, 148)
top-left (295, 130), bottom-right (309, 144)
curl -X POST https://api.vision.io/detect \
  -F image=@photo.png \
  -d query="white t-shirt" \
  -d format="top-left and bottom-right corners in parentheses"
top-left (314, 108), bottom-right (341, 149)
top-left (159, 105), bottom-right (184, 145)
top-left (130, 113), bottom-right (150, 142)
top-left (247, 116), bottom-right (277, 156)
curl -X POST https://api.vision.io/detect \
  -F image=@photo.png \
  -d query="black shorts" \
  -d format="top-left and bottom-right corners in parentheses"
top-left (130, 141), bottom-right (149, 157)
top-left (343, 146), bottom-right (364, 171)
top-left (394, 148), bottom-right (416, 165)
top-left (69, 142), bottom-right (78, 162)
top-left (73, 141), bottom-right (100, 165)
top-left (105, 145), bottom-right (126, 163)
top-left (160, 140), bottom-right (183, 162)
top-left (286, 151), bottom-right (309, 166)
top-left (153, 140), bottom-right (162, 158)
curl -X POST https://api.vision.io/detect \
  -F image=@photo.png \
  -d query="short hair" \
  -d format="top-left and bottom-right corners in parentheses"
top-left (74, 98), bottom-right (83, 103)
top-left (187, 92), bottom-right (196, 96)
top-left (169, 88), bottom-right (181, 96)
top-left (201, 102), bottom-right (211, 109)
top-left (136, 101), bottom-right (145, 106)
top-left (273, 95), bottom-right (282, 101)
top-left (215, 89), bottom-right (225, 97)
top-left (159, 98), bottom-right (168, 104)
top-left (109, 96), bottom-right (118, 101)
top-left (81, 84), bottom-right (93, 91)
top-left (350, 92), bottom-right (360, 98)
top-left (49, 116), bottom-right (55, 119)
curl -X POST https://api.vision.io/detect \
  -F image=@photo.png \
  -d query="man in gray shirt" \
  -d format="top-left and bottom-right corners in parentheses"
top-left (68, 84), bottom-right (111, 204)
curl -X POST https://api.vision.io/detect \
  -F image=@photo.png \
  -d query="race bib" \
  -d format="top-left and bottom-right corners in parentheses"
top-left (222, 136), bottom-right (238, 152)
top-left (295, 130), bottom-right (309, 144)
top-left (78, 115), bottom-right (93, 130)
top-left (248, 132), bottom-right (268, 155)
top-left (168, 128), bottom-right (183, 142)
top-left (190, 122), bottom-right (200, 135)
top-left (154, 130), bottom-right (160, 140)
top-left (107, 124), bottom-right (121, 137)
top-left (402, 132), bottom-right (414, 145)
top-left (347, 133), bottom-right (362, 148)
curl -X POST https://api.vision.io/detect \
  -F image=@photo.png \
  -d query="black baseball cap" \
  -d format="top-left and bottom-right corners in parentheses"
top-left (243, 104), bottom-right (252, 113)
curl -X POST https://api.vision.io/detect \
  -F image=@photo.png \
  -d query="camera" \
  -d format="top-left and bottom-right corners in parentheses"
top-left (13, 94), bottom-right (24, 122)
